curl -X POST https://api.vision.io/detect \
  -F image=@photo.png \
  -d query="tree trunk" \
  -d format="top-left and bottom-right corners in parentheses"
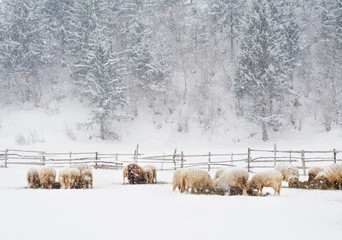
top-left (262, 121), bottom-right (269, 141)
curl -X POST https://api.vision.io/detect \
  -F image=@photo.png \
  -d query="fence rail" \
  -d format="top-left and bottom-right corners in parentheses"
top-left (1, 144), bottom-right (341, 175)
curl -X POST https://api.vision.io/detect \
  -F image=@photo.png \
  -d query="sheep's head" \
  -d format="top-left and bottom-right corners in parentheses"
top-left (288, 175), bottom-right (299, 184)
top-left (315, 172), bottom-right (326, 181)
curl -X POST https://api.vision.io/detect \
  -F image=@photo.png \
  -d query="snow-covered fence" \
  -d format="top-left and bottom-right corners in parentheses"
top-left (0, 147), bottom-right (143, 169)
top-left (140, 149), bottom-right (248, 171)
top-left (248, 144), bottom-right (341, 175)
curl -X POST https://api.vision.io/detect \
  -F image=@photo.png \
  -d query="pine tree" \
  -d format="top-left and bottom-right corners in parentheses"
top-left (73, 45), bottom-right (127, 140)
top-left (234, 0), bottom-right (290, 141)
top-left (0, 0), bottom-right (52, 105)
top-left (315, 0), bottom-right (342, 131)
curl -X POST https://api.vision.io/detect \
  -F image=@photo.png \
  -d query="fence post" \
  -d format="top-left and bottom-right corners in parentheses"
top-left (274, 143), bottom-right (277, 167)
top-left (333, 149), bottom-right (336, 164)
top-left (134, 150), bottom-right (137, 164)
top-left (115, 153), bottom-right (118, 162)
top-left (289, 150), bottom-right (292, 164)
top-left (42, 151), bottom-right (45, 165)
top-left (69, 151), bottom-right (72, 167)
top-left (95, 152), bottom-right (98, 169)
top-left (181, 151), bottom-right (184, 168)
top-left (231, 152), bottom-right (233, 166)
top-left (172, 149), bottom-right (177, 169)
top-left (301, 150), bottom-right (306, 176)
top-left (4, 149), bottom-right (8, 168)
top-left (161, 153), bottom-right (165, 170)
top-left (208, 152), bottom-right (211, 171)
top-left (136, 144), bottom-right (139, 162)
top-left (247, 147), bottom-right (251, 172)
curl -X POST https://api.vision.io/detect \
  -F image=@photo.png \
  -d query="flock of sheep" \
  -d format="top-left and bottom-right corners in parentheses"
top-left (26, 164), bottom-right (93, 189)
top-left (172, 163), bottom-right (342, 195)
top-left (26, 161), bottom-right (342, 195)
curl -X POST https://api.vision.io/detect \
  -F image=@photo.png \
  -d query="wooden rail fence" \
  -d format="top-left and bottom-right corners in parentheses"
top-left (1, 144), bottom-right (341, 175)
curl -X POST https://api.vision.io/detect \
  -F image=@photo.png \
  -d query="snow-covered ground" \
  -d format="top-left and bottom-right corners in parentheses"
top-left (1, 166), bottom-right (342, 240)
top-left (1, 105), bottom-right (342, 240)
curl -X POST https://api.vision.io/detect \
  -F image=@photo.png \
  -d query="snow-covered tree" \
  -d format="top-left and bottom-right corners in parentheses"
top-left (73, 45), bottom-right (127, 140)
top-left (234, 0), bottom-right (291, 141)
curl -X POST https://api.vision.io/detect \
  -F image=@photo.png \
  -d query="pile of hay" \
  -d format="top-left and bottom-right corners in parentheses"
top-left (289, 179), bottom-right (342, 190)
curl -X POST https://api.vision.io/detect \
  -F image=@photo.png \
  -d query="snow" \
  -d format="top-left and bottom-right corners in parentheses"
top-left (0, 166), bottom-right (342, 240)
top-left (0, 101), bottom-right (342, 240)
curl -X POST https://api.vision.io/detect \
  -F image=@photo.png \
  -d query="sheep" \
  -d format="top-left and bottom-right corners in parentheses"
top-left (58, 168), bottom-right (71, 189)
top-left (68, 168), bottom-right (81, 189)
top-left (172, 168), bottom-right (186, 192)
top-left (315, 163), bottom-right (342, 184)
top-left (142, 166), bottom-right (154, 184)
top-left (285, 165), bottom-right (299, 183)
top-left (249, 170), bottom-right (283, 195)
top-left (38, 166), bottom-right (56, 189)
top-left (213, 168), bottom-right (249, 195)
top-left (180, 168), bottom-right (213, 193)
top-left (214, 168), bottom-right (225, 180)
top-left (274, 163), bottom-right (287, 181)
top-left (274, 163), bottom-right (299, 183)
top-left (26, 167), bottom-right (40, 189)
top-left (71, 164), bottom-right (91, 188)
top-left (81, 168), bottom-right (93, 189)
top-left (143, 165), bottom-right (157, 183)
top-left (123, 165), bottom-right (128, 184)
top-left (125, 164), bottom-right (144, 184)
top-left (308, 166), bottom-right (325, 182)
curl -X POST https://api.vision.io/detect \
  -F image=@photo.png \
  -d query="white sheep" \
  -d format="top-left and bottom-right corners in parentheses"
top-left (123, 165), bottom-right (128, 184)
top-left (274, 163), bottom-right (299, 183)
top-left (214, 168), bottom-right (225, 180)
top-left (142, 166), bottom-right (154, 184)
top-left (308, 166), bottom-right (325, 182)
top-left (180, 168), bottom-right (213, 193)
top-left (26, 167), bottom-right (40, 189)
top-left (81, 168), bottom-right (93, 189)
top-left (274, 163), bottom-right (287, 181)
top-left (285, 165), bottom-right (299, 183)
top-left (143, 165), bottom-right (157, 183)
top-left (249, 170), bottom-right (283, 195)
top-left (315, 163), bottom-right (342, 184)
top-left (58, 168), bottom-right (71, 189)
top-left (68, 168), bottom-right (81, 189)
top-left (39, 166), bottom-right (56, 189)
top-left (172, 168), bottom-right (186, 192)
top-left (213, 168), bottom-right (249, 195)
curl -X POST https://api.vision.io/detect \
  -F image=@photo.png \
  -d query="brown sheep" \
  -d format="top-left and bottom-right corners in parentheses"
top-left (125, 164), bottom-right (144, 184)
top-left (26, 167), bottom-right (40, 189)
top-left (39, 166), bottom-right (56, 189)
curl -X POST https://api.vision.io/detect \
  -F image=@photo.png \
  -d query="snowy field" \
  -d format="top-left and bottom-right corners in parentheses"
top-left (1, 166), bottom-right (342, 240)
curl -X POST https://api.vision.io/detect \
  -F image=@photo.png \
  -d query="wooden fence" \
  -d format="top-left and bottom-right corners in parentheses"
top-left (1, 144), bottom-right (341, 175)
top-left (139, 149), bottom-right (248, 171)
top-left (0, 145), bottom-right (143, 169)
top-left (248, 144), bottom-right (342, 175)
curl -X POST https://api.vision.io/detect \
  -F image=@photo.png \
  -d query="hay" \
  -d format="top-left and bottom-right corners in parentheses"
top-left (289, 179), bottom-right (342, 190)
